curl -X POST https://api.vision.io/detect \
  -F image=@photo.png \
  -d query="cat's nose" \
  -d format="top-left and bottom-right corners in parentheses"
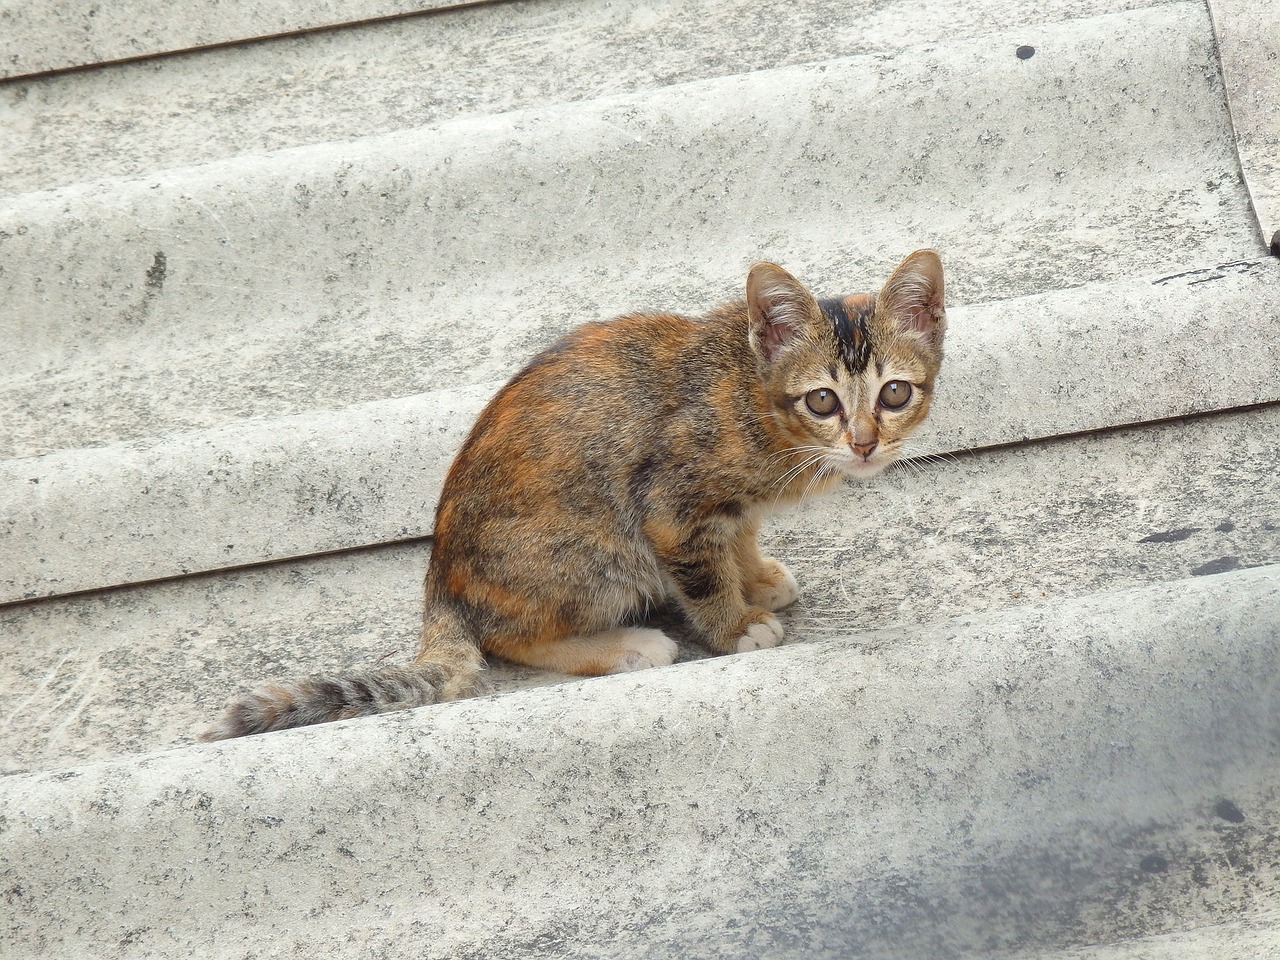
top-left (852, 441), bottom-right (877, 459)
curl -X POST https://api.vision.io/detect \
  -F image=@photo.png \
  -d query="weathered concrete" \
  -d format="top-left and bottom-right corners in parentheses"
top-left (1208, 0), bottom-right (1280, 242)
top-left (3, 260), bottom-right (1278, 603)
top-left (0, 3), bottom-right (1256, 455)
top-left (4, 404), bottom-right (1277, 776)
top-left (3, 563), bottom-right (1277, 957)
top-left (0, 0), bottom-right (481, 79)
top-left (0, 0), bottom-right (1180, 195)
top-left (2, 0), bottom-right (1278, 955)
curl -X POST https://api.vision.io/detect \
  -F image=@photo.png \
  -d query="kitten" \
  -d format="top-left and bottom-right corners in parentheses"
top-left (201, 250), bottom-right (946, 740)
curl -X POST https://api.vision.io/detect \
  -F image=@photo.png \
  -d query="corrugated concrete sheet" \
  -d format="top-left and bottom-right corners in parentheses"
top-left (1, 0), bottom-right (1278, 956)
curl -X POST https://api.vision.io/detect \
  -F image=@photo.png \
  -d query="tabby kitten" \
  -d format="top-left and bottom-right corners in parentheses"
top-left (201, 250), bottom-right (946, 740)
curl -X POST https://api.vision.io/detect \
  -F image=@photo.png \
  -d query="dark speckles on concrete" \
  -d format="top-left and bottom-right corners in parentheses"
top-left (144, 251), bottom-right (166, 290)
top-left (1140, 527), bottom-right (1202, 544)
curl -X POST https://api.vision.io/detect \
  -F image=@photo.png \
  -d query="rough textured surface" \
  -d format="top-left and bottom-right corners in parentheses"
top-left (0, 0), bottom-right (1177, 194)
top-left (1208, 0), bottom-right (1280, 241)
top-left (5, 404), bottom-right (1278, 776)
top-left (2, 0), bottom-right (1278, 955)
top-left (1016, 920), bottom-right (1280, 960)
top-left (3, 564), bottom-right (1278, 957)
top-left (4, 260), bottom-right (1277, 603)
top-left (0, 0), bottom-right (478, 79)
top-left (2, 0), bottom-right (1272, 600)
top-left (0, 4), bottom-right (1256, 456)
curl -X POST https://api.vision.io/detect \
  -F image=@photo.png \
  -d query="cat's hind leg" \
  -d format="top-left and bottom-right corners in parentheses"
top-left (491, 627), bottom-right (678, 676)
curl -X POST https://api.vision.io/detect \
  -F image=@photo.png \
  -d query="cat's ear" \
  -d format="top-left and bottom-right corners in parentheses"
top-left (876, 249), bottom-right (946, 347)
top-left (747, 262), bottom-right (815, 362)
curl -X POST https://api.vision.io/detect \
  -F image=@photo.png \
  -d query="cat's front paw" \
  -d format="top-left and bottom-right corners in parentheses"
top-left (749, 557), bottom-right (800, 612)
top-left (734, 613), bottom-right (784, 653)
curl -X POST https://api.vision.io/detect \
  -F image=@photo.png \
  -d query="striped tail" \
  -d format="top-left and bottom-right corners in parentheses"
top-left (199, 646), bottom-right (486, 742)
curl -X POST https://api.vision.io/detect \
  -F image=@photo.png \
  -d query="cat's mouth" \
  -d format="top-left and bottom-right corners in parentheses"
top-left (839, 452), bottom-right (893, 480)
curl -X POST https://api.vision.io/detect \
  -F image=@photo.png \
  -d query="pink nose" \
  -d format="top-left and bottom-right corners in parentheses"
top-left (852, 441), bottom-right (877, 459)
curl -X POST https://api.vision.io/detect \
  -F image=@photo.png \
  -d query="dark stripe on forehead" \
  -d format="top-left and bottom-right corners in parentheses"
top-left (818, 295), bottom-right (873, 374)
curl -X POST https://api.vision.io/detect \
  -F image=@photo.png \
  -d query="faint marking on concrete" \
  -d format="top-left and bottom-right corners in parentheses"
top-left (3, 648), bottom-right (77, 728)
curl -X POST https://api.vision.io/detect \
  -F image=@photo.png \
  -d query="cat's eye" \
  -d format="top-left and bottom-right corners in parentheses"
top-left (878, 381), bottom-right (912, 409)
top-left (804, 388), bottom-right (840, 417)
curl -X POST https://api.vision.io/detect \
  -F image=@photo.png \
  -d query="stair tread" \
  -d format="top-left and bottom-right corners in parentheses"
top-left (4, 263), bottom-right (1278, 603)
top-left (0, 0), bottom-right (478, 79)
top-left (1, 4), bottom-right (1259, 464)
top-left (3, 0), bottom-right (1176, 191)
top-left (4, 404), bottom-right (1278, 775)
top-left (3, 557), bottom-right (1277, 957)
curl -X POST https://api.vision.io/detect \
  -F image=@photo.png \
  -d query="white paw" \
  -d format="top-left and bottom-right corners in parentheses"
top-left (754, 558), bottom-right (801, 611)
top-left (734, 616), bottom-right (784, 653)
top-left (611, 629), bottom-right (679, 673)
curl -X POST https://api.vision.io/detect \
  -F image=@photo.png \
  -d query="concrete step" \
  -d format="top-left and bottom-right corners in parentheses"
top-left (4, 403), bottom-right (1277, 776)
top-left (4, 3), bottom-right (1254, 459)
top-left (1, 0), bottom-right (483, 79)
top-left (3, 558), bottom-right (1277, 957)
top-left (3, 0), bottom-right (1181, 194)
top-left (1206, 0), bottom-right (1280, 241)
top-left (3, 1), bottom-right (1272, 601)
top-left (4, 259), bottom-right (1278, 603)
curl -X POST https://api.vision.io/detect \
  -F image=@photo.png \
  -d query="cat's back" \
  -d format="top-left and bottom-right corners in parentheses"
top-left (514, 309), bottom-right (703, 401)
top-left (438, 309), bottom-right (733, 507)
top-left (466, 309), bottom-right (718, 447)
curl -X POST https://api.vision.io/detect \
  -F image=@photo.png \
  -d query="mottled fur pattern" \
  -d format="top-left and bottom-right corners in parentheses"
top-left (201, 250), bottom-right (946, 740)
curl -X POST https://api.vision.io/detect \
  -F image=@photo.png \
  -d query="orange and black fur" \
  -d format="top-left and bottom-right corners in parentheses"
top-left (201, 251), bottom-right (946, 740)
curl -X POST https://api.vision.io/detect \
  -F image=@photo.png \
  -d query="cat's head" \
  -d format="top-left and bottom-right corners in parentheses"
top-left (746, 250), bottom-right (946, 482)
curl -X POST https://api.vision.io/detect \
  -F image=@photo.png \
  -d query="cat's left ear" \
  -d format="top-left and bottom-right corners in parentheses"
top-left (877, 249), bottom-right (946, 347)
top-left (747, 262), bottom-right (817, 363)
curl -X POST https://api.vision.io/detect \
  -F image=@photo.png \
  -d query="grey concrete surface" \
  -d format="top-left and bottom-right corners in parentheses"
top-left (1, 0), bottom-right (1179, 195)
top-left (3, 4), bottom-right (1252, 452)
top-left (1017, 920), bottom-right (1280, 960)
top-left (0, 3), bottom-right (1255, 460)
top-left (0, 0), bottom-right (479, 79)
top-left (3, 563), bottom-right (1277, 958)
top-left (3, 260), bottom-right (1278, 603)
top-left (4, 404), bottom-right (1277, 776)
top-left (2, 0), bottom-right (1278, 955)
top-left (1208, 0), bottom-right (1280, 242)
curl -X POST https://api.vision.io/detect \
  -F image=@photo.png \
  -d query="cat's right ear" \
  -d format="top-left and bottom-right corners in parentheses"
top-left (747, 262), bottom-right (814, 363)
